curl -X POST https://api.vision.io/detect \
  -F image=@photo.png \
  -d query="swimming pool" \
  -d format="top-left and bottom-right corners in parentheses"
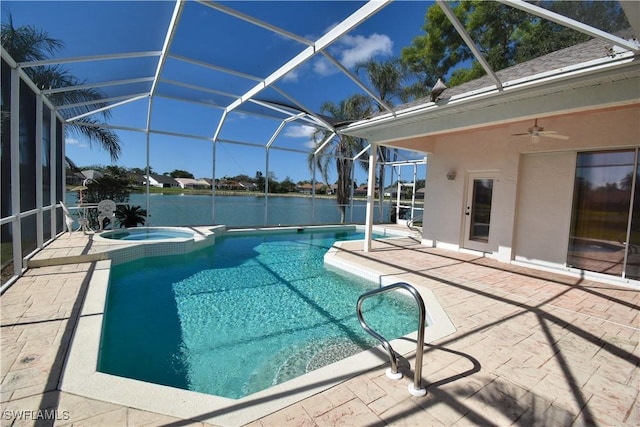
top-left (98, 226), bottom-right (196, 241)
top-left (99, 229), bottom-right (419, 399)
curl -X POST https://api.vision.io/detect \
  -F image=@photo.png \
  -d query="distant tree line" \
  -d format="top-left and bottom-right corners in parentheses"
top-left (68, 165), bottom-right (344, 194)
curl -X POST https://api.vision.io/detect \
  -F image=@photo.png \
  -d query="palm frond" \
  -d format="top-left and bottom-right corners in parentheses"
top-left (65, 156), bottom-right (81, 172)
top-left (1, 14), bottom-right (63, 62)
top-left (1, 14), bottom-right (121, 161)
top-left (68, 118), bottom-right (121, 161)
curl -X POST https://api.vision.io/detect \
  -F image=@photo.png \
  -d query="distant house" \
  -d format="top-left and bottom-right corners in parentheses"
top-left (144, 174), bottom-right (178, 188)
top-left (66, 171), bottom-right (85, 186)
top-left (216, 179), bottom-right (241, 190)
top-left (384, 186), bottom-right (411, 198)
top-left (66, 169), bottom-right (104, 186)
top-left (297, 183), bottom-right (326, 194)
top-left (197, 178), bottom-right (212, 188)
top-left (354, 184), bottom-right (378, 196)
top-left (240, 182), bottom-right (258, 191)
top-left (128, 174), bottom-right (146, 186)
top-left (215, 179), bottom-right (257, 191)
top-left (175, 178), bottom-right (211, 189)
top-left (415, 188), bottom-right (425, 199)
top-left (81, 169), bottom-right (103, 181)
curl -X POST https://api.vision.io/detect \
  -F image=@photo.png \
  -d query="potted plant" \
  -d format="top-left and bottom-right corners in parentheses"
top-left (115, 205), bottom-right (147, 228)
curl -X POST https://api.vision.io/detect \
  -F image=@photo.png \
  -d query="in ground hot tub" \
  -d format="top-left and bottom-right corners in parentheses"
top-left (96, 227), bottom-right (196, 242)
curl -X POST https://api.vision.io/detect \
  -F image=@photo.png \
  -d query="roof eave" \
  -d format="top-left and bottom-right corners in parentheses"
top-left (340, 53), bottom-right (640, 145)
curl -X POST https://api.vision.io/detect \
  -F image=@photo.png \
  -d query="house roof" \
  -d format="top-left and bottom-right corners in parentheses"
top-left (146, 174), bottom-right (178, 184)
top-left (440, 30), bottom-right (636, 101)
top-left (175, 177), bottom-right (210, 186)
top-left (298, 183), bottom-right (326, 189)
top-left (81, 170), bottom-right (103, 180)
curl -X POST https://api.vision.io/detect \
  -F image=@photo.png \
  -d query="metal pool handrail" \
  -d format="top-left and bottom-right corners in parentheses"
top-left (356, 282), bottom-right (427, 396)
top-left (407, 216), bottom-right (423, 233)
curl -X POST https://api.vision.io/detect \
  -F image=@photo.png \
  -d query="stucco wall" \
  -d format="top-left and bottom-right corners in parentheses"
top-left (419, 105), bottom-right (639, 265)
top-left (513, 152), bottom-right (576, 266)
top-left (421, 127), bottom-right (521, 262)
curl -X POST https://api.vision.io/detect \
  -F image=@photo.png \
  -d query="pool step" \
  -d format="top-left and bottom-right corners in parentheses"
top-left (28, 252), bottom-right (109, 268)
top-left (244, 337), bottom-right (365, 395)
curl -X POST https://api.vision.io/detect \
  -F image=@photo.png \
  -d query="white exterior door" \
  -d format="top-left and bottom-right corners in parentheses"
top-left (463, 173), bottom-right (496, 252)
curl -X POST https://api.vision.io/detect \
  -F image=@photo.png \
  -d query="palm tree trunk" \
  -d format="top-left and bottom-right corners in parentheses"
top-left (336, 157), bottom-right (351, 224)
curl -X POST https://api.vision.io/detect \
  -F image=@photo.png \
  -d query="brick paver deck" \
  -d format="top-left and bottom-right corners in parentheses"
top-left (1, 233), bottom-right (638, 426)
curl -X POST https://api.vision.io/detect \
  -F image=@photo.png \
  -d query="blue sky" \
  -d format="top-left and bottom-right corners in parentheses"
top-left (2, 1), bottom-right (432, 185)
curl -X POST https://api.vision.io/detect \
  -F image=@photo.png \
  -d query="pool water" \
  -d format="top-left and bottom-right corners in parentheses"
top-left (99, 230), bottom-right (419, 399)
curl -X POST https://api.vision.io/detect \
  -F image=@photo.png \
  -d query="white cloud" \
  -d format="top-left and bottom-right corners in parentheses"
top-left (313, 57), bottom-right (337, 76)
top-left (338, 33), bottom-right (393, 68)
top-left (282, 68), bottom-right (300, 83)
top-left (304, 139), bottom-right (318, 149)
top-left (311, 32), bottom-right (393, 77)
top-left (285, 125), bottom-right (316, 139)
top-left (284, 125), bottom-right (320, 150)
top-left (282, 29), bottom-right (394, 81)
top-left (227, 111), bottom-right (249, 121)
top-left (65, 137), bottom-right (89, 148)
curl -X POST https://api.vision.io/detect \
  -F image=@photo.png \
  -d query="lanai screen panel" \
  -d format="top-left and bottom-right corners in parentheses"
top-left (159, 57), bottom-right (258, 96)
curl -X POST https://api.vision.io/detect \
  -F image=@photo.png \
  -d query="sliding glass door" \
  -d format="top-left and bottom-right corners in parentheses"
top-left (567, 149), bottom-right (639, 279)
top-left (625, 159), bottom-right (640, 279)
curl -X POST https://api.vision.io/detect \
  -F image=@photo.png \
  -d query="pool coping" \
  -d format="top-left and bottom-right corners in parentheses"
top-left (60, 228), bottom-right (455, 426)
top-left (27, 225), bottom-right (224, 268)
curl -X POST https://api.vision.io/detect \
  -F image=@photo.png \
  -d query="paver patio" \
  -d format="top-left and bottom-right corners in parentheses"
top-left (1, 233), bottom-right (638, 426)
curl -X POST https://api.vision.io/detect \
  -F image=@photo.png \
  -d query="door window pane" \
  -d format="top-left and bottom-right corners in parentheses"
top-left (470, 179), bottom-right (493, 242)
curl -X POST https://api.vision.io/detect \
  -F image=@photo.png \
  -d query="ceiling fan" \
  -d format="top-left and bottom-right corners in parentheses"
top-left (512, 119), bottom-right (569, 141)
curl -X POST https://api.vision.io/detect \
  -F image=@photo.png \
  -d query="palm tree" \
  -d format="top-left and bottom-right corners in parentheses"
top-left (116, 205), bottom-right (147, 228)
top-left (309, 94), bottom-right (372, 223)
top-left (311, 60), bottom-right (425, 223)
top-left (355, 58), bottom-right (421, 221)
top-left (1, 15), bottom-right (121, 160)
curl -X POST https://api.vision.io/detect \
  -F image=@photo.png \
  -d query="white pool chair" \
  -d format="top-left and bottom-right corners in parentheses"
top-left (97, 199), bottom-right (117, 231)
top-left (60, 201), bottom-right (89, 236)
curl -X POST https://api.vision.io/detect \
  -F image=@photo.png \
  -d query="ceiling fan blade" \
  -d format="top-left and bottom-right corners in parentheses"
top-left (542, 133), bottom-right (570, 140)
top-left (513, 119), bottom-right (569, 141)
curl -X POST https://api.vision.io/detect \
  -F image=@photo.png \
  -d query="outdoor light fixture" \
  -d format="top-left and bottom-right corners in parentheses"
top-left (446, 170), bottom-right (456, 181)
top-left (430, 78), bottom-right (448, 102)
